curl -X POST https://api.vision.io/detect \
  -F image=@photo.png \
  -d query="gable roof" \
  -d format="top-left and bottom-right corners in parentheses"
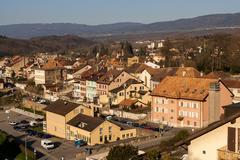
top-left (119, 99), bottom-right (138, 107)
top-left (41, 59), bottom-right (64, 70)
top-left (222, 79), bottom-right (240, 89)
top-left (205, 71), bottom-right (231, 79)
top-left (126, 63), bottom-right (151, 74)
top-left (109, 79), bottom-right (142, 93)
top-left (44, 99), bottom-right (80, 116)
top-left (175, 111), bottom-right (240, 147)
top-left (150, 67), bottom-right (200, 82)
top-left (67, 113), bottom-right (105, 132)
top-left (97, 69), bottom-right (122, 85)
top-left (151, 76), bottom-right (219, 101)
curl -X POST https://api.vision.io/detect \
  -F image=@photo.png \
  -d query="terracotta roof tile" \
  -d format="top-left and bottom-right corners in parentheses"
top-left (41, 59), bottom-right (64, 70)
top-left (119, 99), bottom-right (138, 107)
top-left (151, 76), bottom-right (219, 101)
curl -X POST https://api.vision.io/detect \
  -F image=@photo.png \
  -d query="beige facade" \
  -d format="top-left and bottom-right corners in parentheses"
top-left (128, 56), bottom-right (139, 67)
top-left (46, 105), bottom-right (93, 139)
top-left (109, 71), bottom-right (138, 91)
top-left (111, 81), bottom-right (150, 105)
top-left (188, 117), bottom-right (240, 160)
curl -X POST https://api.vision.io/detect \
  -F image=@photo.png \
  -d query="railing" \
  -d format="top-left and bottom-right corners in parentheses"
top-left (218, 146), bottom-right (240, 160)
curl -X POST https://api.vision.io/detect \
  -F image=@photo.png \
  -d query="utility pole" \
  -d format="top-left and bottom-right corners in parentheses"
top-left (25, 136), bottom-right (28, 160)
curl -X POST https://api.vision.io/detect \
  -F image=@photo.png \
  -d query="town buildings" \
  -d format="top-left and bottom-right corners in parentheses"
top-left (151, 76), bottom-right (233, 128)
top-left (34, 59), bottom-right (65, 85)
top-left (176, 103), bottom-right (240, 160)
top-left (44, 99), bottom-right (136, 145)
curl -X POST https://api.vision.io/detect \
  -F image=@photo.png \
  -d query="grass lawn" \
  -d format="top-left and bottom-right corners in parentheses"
top-left (30, 125), bottom-right (43, 132)
top-left (0, 131), bottom-right (7, 145)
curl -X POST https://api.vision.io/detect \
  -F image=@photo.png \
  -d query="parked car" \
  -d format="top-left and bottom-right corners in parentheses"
top-left (5, 110), bottom-right (10, 114)
top-left (74, 139), bottom-right (87, 147)
top-left (13, 126), bottom-right (21, 131)
top-left (105, 115), bottom-right (113, 120)
top-left (37, 99), bottom-right (47, 104)
top-left (20, 120), bottom-right (29, 124)
top-left (37, 132), bottom-right (44, 138)
top-left (9, 121), bottom-right (17, 126)
top-left (30, 121), bottom-right (37, 127)
top-left (41, 139), bottom-right (55, 150)
top-left (26, 129), bottom-right (37, 136)
top-left (42, 133), bottom-right (53, 139)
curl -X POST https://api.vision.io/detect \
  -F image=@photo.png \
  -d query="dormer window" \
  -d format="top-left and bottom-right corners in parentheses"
top-left (78, 122), bottom-right (87, 128)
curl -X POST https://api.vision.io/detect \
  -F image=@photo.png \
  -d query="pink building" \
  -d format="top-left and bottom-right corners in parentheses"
top-left (151, 76), bottom-right (233, 128)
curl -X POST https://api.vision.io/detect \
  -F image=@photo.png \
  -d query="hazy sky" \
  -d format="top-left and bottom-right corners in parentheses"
top-left (1, 0), bottom-right (240, 25)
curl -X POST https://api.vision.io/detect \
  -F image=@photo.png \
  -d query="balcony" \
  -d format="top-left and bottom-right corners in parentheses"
top-left (218, 146), bottom-right (240, 160)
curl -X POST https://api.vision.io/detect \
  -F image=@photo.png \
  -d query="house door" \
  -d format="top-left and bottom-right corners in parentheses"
top-left (104, 135), bottom-right (108, 143)
top-left (228, 127), bottom-right (236, 152)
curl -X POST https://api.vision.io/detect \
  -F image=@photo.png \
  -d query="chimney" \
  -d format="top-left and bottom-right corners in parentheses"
top-left (208, 82), bottom-right (221, 125)
top-left (109, 75), bottom-right (114, 82)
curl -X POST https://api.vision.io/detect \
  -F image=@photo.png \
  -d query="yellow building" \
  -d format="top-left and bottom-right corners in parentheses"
top-left (110, 79), bottom-right (150, 105)
top-left (45, 99), bottom-right (136, 145)
top-left (66, 114), bottom-right (136, 145)
top-left (127, 56), bottom-right (139, 67)
top-left (44, 99), bottom-right (93, 139)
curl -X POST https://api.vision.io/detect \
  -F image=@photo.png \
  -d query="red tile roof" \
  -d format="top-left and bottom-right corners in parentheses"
top-left (151, 76), bottom-right (219, 101)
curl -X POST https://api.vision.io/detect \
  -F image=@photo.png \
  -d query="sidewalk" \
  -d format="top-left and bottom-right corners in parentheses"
top-left (10, 108), bottom-right (44, 119)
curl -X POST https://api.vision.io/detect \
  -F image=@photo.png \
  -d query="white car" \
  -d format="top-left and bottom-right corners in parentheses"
top-left (9, 121), bottom-right (17, 125)
top-left (105, 116), bottom-right (113, 120)
top-left (30, 121), bottom-right (37, 127)
top-left (37, 99), bottom-right (46, 104)
top-left (5, 110), bottom-right (10, 114)
top-left (41, 139), bottom-right (55, 150)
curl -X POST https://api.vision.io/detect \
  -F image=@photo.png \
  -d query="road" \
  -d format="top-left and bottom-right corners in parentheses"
top-left (0, 110), bottom-right (86, 160)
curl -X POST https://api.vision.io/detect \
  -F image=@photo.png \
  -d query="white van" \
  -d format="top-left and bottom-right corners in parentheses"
top-left (41, 139), bottom-right (54, 150)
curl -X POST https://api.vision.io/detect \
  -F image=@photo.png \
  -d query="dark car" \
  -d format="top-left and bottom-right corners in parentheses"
top-left (25, 129), bottom-right (37, 136)
top-left (13, 126), bottom-right (21, 131)
top-left (43, 134), bottom-right (53, 139)
top-left (20, 120), bottom-right (29, 124)
top-left (74, 139), bottom-right (87, 147)
top-left (37, 132), bottom-right (44, 138)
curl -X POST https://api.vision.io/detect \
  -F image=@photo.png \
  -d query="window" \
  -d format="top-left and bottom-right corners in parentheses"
top-left (170, 117), bottom-right (173, 120)
top-left (171, 109), bottom-right (174, 113)
top-left (109, 135), bottom-right (112, 141)
top-left (122, 134), bottom-right (125, 139)
top-left (187, 121), bottom-right (190, 126)
top-left (179, 101), bottom-right (183, 107)
top-left (126, 134), bottom-right (129, 138)
top-left (202, 150), bottom-right (206, 154)
top-left (80, 108), bottom-right (84, 113)
top-left (109, 126), bottom-right (112, 133)
top-left (194, 122), bottom-right (197, 126)
top-left (100, 136), bottom-right (103, 142)
top-left (74, 108), bottom-right (79, 114)
top-left (162, 117), bottom-right (165, 121)
top-left (130, 133), bottom-right (133, 137)
top-left (99, 128), bottom-right (103, 135)
top-left (70, 131), bottom-right (74, 137)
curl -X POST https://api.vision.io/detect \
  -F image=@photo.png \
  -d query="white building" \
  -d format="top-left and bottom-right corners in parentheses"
top-left (176, 109), bottom-right (240, 160)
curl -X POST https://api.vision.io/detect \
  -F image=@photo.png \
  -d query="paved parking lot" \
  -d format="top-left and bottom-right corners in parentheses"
top-left (0, 110), bottom-right (86, 160)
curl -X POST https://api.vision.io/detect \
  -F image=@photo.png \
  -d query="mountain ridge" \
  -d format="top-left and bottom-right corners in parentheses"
top-left (1, 12), bottom-right (240, 38)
